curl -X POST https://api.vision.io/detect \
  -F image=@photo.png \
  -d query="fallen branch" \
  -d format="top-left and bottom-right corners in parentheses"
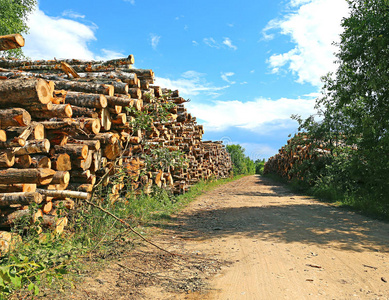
top-left (83, 198), bottom-right (178, 257)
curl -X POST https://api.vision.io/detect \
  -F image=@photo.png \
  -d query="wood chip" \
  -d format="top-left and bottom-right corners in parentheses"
top-left (306, 264), bottom-right (322, 269)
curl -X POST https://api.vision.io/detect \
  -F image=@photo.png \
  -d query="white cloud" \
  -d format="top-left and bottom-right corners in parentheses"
top-left (221, 72), bottom-right (236, 84)
top-left (95, 49), bottom-right (126, 61)
top-left (192, 40), bottom-right (199, 46)
top-left (124, 0), bottom-right (135, 5)
top-left (264, 0), bottom-right (349, 87)
top-left (203, 37), bottom-right (219, 48)
top-left (62, 10), bottom-right (85, 19)
top-left (155, 71), bottom-right (229, 98)
top-left (222, 37), bottom-right (237, 50)
top-left (150, 34), bottom-right (161, 50)
top-left (24, 9), bottom-right (96, 60)
top-left (186, 97), bottom-right (316, 132)
top-left (240, 143), bottom-right (278, 160)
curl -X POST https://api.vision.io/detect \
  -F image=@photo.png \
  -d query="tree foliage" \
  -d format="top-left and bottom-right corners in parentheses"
top-left (226, 144), bottom-right (263, 175)
top-left (0, 0), bottom-right (37, 58)
top-left (293, 0), bottom-right (389, 216)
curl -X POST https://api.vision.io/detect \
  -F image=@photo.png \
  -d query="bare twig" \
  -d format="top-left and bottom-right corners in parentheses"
top-left (83, 198), bottom-right (178, 257)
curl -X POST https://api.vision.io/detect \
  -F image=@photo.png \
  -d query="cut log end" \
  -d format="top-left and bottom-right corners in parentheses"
top-left (36, 79), bottom-right (52, 104)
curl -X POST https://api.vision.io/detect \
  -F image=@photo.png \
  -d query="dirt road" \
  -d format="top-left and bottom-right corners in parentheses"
top-left (71, 175), bottom-right (389, 299)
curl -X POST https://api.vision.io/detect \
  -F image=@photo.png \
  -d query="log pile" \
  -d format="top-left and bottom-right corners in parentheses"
top-left (0, 40), bottom-right (232, 235)
top-left (264, 134), bottom-right (330, 181)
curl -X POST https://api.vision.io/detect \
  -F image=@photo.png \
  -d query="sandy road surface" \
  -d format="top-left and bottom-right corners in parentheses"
top-left (161, 175), bottom-right (389, 299)
top-left (69, 175), bottom-right (389, 299)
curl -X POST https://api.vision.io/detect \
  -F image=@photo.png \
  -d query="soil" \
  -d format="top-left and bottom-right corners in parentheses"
top-left (64, 175), bottom-right (389, 299)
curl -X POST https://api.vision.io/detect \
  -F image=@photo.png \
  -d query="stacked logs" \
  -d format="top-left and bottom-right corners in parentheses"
top-left (0, 52), bottom-right (232, 235)
top-left (264, 134), bottom-right (330, 181)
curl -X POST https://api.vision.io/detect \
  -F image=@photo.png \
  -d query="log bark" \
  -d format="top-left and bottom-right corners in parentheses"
top-left (61, 62), bottom-right (80, 78)
top-left (6, 122), bottom-right (45, 141)
top-left (0, 137), bottom-right (25, 148)
top-left (14, 154), bottom-right (31, 168)
top-left (67, 183), bottom-right (93, 193)
top-left (13, 139), bottom-right (50, 156)
top-left (105, 95), bottom-right (134, 107)
top-left (0, 78), bottom-right (52, 106)
top-left (31, 104), bottom-right (73, 119)
top-left (0, 192), bottom-right (43, 206)
top-left (53, 144), bottom-right (88, 160)
top-left (36, 188), bottom-right (90, 200)
top-left (68, 139), bottom-right (100, 151)
top-left (65, 91), bottom-right (107, 108)
top-left (71, 105), bottom-right (99, 118)
top-left (0, 108), bottom-right (31, 128)
top-left (0, 168), bottom-right (55, 185)
top-left (0, 184), bottom-right (36, 193)
top-left (0, 34), bottom-right (25, 50)
top-left (54, 80), bottom-right (114, 96)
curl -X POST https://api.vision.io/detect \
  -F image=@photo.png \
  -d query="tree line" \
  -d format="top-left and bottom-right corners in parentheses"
top-left (226, 144), bottom-right (265, 176)
top-left (288, 0), bottom-right (389, 218)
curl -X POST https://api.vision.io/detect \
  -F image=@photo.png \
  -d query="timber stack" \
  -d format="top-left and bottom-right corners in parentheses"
top-left (0, 34), bottom-right (232, 237)
top-left (264, 133), bottom-right (330, 181)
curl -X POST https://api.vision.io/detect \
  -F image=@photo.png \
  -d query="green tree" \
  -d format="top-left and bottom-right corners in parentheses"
top-left (0, 0), bottom-right (37, 58)
top-left (294, 0), bottom-right (389, 213)
top-left (226, 144), bottom-right (256, 175)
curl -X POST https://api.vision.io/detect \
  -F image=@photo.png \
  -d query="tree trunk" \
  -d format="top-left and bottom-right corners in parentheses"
top-left (0, 78), bottom-right (52, 106)
top-left (53, 144), bottom-right (88, 160)
top-left (105, 95), bottom-right (134, 107)
top-left (13, 139), bottom-right (50, 156)
top-left (36, 188), bottom-right (90, 199)
top-left (0, 192), bottom-right (43, 206)
top-left (0, 168), bottom-right (56, 185)
top-left (65, 91), bottom-right (107, 108)
top-left (54, 80), bottom-right (114, 96)
top-left (0, 184), bottom-right (36, 193)
top-left (31, 104), bottom-right (73, 119)
top-left (71, 105), bottom-right (99, 118)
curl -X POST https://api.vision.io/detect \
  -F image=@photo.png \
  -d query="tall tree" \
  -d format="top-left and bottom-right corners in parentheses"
top-left (296, 0), bottom-right (389, 205)
top-left (0, 0), bottom-right (37, 58)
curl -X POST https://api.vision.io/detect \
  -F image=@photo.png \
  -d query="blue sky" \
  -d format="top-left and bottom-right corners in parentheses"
top-left (23, 0), bottom-right (349, 160)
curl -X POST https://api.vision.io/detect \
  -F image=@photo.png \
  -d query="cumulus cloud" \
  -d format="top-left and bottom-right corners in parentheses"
top-left (155, 71), bottom-right (229, 98)
top-left (150, 34), bottom-right (161, 50)
top-left (186, 97), bottom-right (316, 132)
top-left (264, 0), bottom-right (349, 87)
top-left (24, 9), bottom-right (96, 60)
top-left (221, 72), bottom-right (236, 84)
top-left (222, 37), bottom-right (237, 50)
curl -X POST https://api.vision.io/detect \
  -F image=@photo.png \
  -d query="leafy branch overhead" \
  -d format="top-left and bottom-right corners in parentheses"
top-left (0, 0), bottom-right (37, 58)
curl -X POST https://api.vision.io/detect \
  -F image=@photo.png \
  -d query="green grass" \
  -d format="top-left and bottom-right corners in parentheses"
top-left (2, 174), bottom-right (245, 298)
top-left (263, 173), bottom-right (389, 222)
